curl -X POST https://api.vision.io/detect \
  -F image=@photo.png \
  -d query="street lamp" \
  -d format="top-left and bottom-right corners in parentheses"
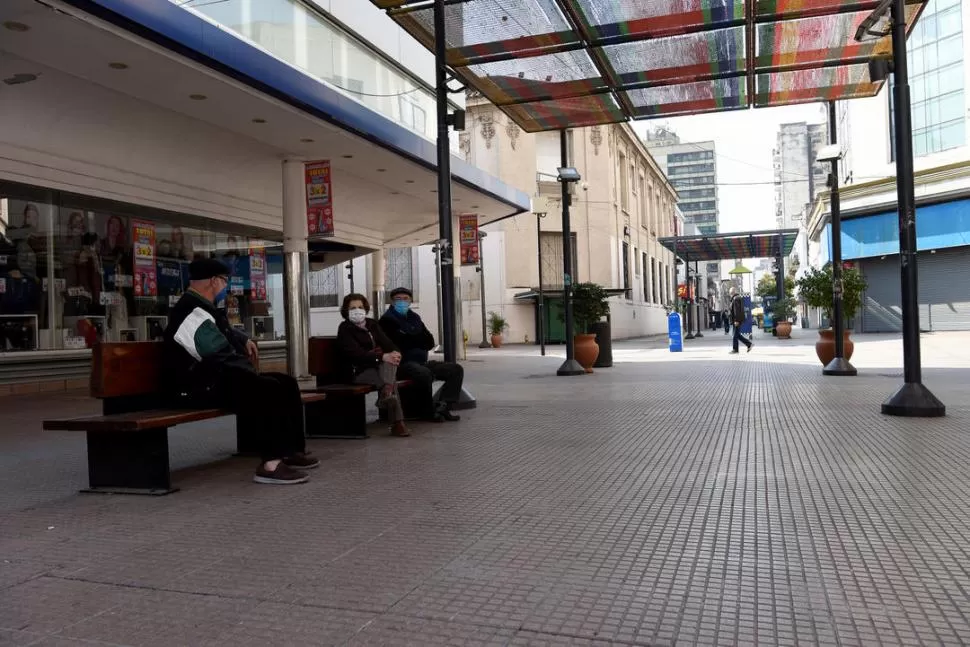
top-left (856, 0), bottom-right (944, 415)
top-left (476, 230), bottom-right (490, 348)
top-left (555, 141), bottom-right (585, 377)
top-left (816, 118), bottom-right (856, 377)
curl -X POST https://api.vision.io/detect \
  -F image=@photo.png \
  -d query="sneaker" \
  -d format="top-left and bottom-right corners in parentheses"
top-left (390, 421), bottom-right (411, 437)
top-left (254, 462), bottom-right (310, 485)
top-left (283, 452), bottom-right (320, 470)
top-left (729, 350), bottom-right (739, 354)
top-left (747, 341), bottom-right (754, 353)
top-left (436, 404), bottom-right (461, 422)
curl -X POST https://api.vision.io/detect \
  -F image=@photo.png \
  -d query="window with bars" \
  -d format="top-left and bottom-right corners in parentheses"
top-left (642, 252), bottom-right (650, 302)
top-left (309, 265), bottom-right (340, 308)
top-left (622, 241), bottom-right (631, 295)
top-left (384, 247), bottom-right (414, 300)
top-left (651, 257), bottom-right (658, 304)
top-left (539, 231), bottom-right (578, 289)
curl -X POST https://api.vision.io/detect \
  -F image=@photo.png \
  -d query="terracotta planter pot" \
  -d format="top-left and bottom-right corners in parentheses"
top-left (574, 334), bottom-right (600, 374)
top-left (815, 329), bottom-right (855, 365)
top-left (490, 334), bottom-right (503, 348)
top-left (776, 321), bottom-right (793, 339)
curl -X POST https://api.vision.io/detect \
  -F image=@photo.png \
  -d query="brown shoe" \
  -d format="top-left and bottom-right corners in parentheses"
top-left (390, 421), bottom-right (411, 437)
top-left (253, 462), bottom-right (310, 485)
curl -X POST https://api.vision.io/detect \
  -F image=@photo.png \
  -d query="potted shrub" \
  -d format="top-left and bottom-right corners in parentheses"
top-left (487, 311), bottom-right (507, 348)
top-left (570, 282), bottom-right (610, 373)
top-left (773, 297), bottom-right (797, 339)
top-left (795, 263), bottom-right (867, 365)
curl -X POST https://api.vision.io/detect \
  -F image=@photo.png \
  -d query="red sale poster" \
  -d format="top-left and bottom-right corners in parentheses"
top-left (305, 161), bottom-right (334, 237)
top-left (132, 220), bottom-right (157, 298)
top-left (458, 214), bottom-right (480, 266)
top-left (249, 247), bottom-right (267, 300)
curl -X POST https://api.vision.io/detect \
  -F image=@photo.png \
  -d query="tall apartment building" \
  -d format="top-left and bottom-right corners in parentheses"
top-left (454, 94), bottom-right (681, 345)
top-left (644, 127), bottom-right (720, 278)
top-left (804, 0), bottom-right (970, 333)
top-left (773, 122), bottom-right (828, 230)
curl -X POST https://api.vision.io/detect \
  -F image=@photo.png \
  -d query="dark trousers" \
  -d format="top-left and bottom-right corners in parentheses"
top-left (722, 312), bottom-right (731, 334)
top-left (732, 324), bottom-right (752, 352)
top-left (190, 369), bottom-right (306, 462)
top-left (397, 360), bottom-right (464, 417)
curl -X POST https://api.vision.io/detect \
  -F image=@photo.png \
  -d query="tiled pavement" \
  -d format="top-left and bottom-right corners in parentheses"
top-left (2, 329), bottom-right (970, 646)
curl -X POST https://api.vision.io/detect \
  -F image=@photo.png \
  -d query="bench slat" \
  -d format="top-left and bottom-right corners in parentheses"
top-left (44, 408), bottom-right (228, 432)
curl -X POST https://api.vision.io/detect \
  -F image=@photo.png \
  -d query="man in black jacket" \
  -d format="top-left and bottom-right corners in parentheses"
top-left (379, 287), bottom-right (462, 422)
top-left (162, 258), bottom-right (318, 484)
top-left (729, 287), bottom-right (753, 354)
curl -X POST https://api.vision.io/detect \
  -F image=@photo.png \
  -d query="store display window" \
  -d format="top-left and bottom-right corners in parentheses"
top-left (0, 185), bottom-right (279, 352)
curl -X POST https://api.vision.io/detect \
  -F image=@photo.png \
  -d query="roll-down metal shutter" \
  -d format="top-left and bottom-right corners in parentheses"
top-left (860, 247), bottom-right (970, 332)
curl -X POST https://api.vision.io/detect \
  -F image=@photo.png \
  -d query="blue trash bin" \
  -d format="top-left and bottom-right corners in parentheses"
top-left (668, 312), bottom-right (683, 353)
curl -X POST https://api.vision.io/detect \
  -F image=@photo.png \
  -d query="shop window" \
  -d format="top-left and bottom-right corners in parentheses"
top-left (309, 265), bottom-right (340, 308)
top-left (0, 184), bottom-right (279, 351)
top-left (385, 247), bottom-right (414, 301)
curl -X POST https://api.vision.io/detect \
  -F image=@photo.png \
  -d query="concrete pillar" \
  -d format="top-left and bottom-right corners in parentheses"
top-left (282, 159), bottom-right (311, 381)
top-left (371, 248), bottom-right (386, 317)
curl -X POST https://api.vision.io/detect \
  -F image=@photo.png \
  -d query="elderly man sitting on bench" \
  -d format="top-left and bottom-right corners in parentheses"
top-left (162, 258), bottom-right (318, 485)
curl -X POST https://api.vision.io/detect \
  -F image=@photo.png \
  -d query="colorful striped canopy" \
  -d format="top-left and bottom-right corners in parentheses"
top-left (658, 229), bottom-right (799, 261)
top-left (371, 0), bottom-right (927, 132)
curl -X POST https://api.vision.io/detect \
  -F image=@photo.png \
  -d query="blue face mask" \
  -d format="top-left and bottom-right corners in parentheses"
top-left (393, 300), bottom-right (410, 316)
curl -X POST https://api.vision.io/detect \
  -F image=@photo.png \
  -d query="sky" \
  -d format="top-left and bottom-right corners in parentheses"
top-left (632, 103), bottom-right (829, 234)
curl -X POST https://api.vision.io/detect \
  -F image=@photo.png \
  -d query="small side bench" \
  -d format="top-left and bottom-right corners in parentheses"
top-left (306, 336), bottom-right (412, 439)
top-left (42, 342), bottom-right (325, 495)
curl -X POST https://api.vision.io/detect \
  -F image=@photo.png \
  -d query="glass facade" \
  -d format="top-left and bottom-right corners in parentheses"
top-left (170, 0), bottom-right (444, 143)
top-left (668, 163), bottom-right (716, 176)
top-left (668, 150), bottom-right (714, 163)
top-left (890, 0), bottom-right (965, 159)
top-left (0, 182), bottom-right (279, 352)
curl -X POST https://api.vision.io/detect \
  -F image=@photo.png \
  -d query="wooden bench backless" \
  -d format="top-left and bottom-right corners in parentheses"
top-left (43, 342), bottom-right (324, 495)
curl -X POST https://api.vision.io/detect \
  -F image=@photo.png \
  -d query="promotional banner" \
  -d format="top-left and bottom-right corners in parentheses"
top-left (458, 214), bottom-right (480, 266)
top-left (132, 220), bottom-right (157, 298)
top-left (305, 161), bottom-right (334, 237)
top-left (249, 247), bottom-right (267, 300)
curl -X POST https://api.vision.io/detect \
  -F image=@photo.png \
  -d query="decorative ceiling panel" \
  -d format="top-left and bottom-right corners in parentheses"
top-left (373, 0), bottom-right (930, 130)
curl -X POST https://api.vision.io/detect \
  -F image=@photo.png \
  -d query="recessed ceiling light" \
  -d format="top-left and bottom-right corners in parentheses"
top-left (300, 138), bottom-right (314, 143)
top-left (376, 168), bottom-right (386, 172)
top-left (430, 189), bottom-right (437, 193)
top-left (390, 191), bottom-right (400, 195)
top-left (252, 118), bottom-right (267, 124)
top-left (405, 180), bottom-right (415, 184)
top-left (471, 205), bottom-right (480, 209)
top-left (189, 94), bottom-right (207, 100)
top-left (3, 21), bottom-right (30, 32)
top-left (342, 155), bottom-right (353, 159)
top-left (108, 62), bottom-right (128, 70)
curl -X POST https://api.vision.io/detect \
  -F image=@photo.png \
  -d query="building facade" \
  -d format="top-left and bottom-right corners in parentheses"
top-left (773, 122), bottom-right (828, 231)
top-left (804, 0), bottom-right (970, 332)
top-left (0, 0), bottom-right (528, 390)
top-left (452, 95), bottom-right (681, 346)
top-left (644, 127), bottom-right (720, 278)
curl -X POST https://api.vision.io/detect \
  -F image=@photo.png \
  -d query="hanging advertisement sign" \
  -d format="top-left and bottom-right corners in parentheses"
top-left (250, 247), bottom-right (267, 300)
top-left (458, 214), bottom-right (480, 266)
top-left (305, 161), bottom-right (334, 237)
top-left (132, 220), bottom-right (157, 298)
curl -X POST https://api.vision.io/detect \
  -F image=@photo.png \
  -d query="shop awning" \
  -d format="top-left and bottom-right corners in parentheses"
top-left (513, 287), bottom-right (629, 301)
top-left (369, 0), bottom-right (927, 132)
top-left (658, 229), bottom-right (799, 261)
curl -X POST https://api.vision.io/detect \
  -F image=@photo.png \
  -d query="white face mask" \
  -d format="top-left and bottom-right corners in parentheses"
top-left (348, 308), bottom-right (367, 324)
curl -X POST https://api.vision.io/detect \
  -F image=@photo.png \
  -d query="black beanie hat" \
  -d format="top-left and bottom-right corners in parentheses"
top-left (189, 258), bottom-right (230, 281)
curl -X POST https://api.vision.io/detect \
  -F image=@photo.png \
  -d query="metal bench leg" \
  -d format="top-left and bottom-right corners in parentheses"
top-left (234, 415), bottom-right (261, 457)
top-left (83, 428), bottom-right (178, 495)
top-left (305, 393), bottom-right (368, 439)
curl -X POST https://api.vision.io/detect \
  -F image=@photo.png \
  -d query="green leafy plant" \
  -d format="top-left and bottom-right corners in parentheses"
top-left (487, 311), bottom-right (508, 336)
top-left (570, 282), bottom-right (610, 334)
top-left (773, 297), bottom-right (798, 323)
top-left (795, 263), bottom-right (867, 326)
top-left (756, 273), bottom-right (795, 299)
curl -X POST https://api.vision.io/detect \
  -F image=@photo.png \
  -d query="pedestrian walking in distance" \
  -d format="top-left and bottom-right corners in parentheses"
top-left (729, 287), bottom-right (753, 354)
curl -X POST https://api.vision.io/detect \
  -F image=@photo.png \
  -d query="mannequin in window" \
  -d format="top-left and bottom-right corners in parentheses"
top-left (74, 232), bottom-right (104, 317)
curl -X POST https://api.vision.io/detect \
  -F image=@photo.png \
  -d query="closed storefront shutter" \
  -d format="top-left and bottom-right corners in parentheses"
top-left (860, 247), bottom-right (970, 332)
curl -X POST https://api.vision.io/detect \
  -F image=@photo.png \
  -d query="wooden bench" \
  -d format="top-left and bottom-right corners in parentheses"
top-left (42, 342), bottom-right (326, 495)
top-left (306, 336), bottom-right (414, 439)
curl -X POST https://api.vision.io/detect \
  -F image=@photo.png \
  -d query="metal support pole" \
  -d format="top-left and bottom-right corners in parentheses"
top-left (346, 261), bottom-right (354, 294)
top-left (881, 0), bottom-right (944, 415)
top-left (477, 232), bottom-right (490, 348)
top-left (694, 261), bottom-right (703, 338)
top-left (433, 0), bottom-right (456, 364)
top-left (557, 129), bottom-right (584, 376)
top-left (685, 254), bottom-right (695, 340)
top-left (281, 160), bottom-right (311, 384)
top-left (433, 244), bottom-right (443, 350)
top-left (823, 100), bottom-right (856, 376)
top-left (537, 213), bottom-right (546, 356)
